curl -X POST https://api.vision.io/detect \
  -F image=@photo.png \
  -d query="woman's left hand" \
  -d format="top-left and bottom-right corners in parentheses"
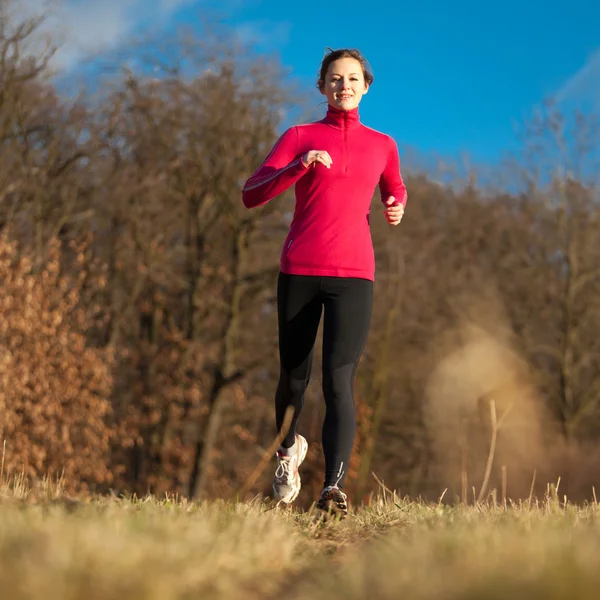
top-left (384, 196), bottom-right (404, 226)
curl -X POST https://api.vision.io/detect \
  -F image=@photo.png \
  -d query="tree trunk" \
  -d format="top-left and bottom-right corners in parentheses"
top-left (189, 224), bottom-right (251, 499)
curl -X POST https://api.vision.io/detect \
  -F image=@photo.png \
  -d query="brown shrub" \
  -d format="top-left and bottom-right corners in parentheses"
top-left (0, 233), bottom-right (113, 492)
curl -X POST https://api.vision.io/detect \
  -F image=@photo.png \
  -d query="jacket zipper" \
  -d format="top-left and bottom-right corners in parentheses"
top-left (343, 113), bottom-right (348, 173)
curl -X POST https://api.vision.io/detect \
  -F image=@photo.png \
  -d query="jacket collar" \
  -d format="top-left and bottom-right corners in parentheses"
top-left (322, 105), bottom-right (361, 130)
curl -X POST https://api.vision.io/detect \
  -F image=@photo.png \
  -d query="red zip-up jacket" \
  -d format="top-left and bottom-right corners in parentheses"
top-left (241, 105), bottom-right (407, 281)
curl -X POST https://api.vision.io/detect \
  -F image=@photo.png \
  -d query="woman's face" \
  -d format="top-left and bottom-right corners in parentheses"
top-left (321, 57), bottom-right (369, 111)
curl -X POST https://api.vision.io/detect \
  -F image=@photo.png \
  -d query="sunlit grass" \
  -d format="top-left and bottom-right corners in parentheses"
top-left (1, 475), bottom-right (599, 599)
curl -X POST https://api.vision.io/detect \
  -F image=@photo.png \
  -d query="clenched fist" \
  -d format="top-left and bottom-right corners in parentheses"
top-left (301, 150), bottom-right (333, 169)
top-left (384, 196), bottom-right (404, 226)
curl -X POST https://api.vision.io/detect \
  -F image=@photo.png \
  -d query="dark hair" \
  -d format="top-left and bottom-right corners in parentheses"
top-left (317, 48), bottom-right (374, 92)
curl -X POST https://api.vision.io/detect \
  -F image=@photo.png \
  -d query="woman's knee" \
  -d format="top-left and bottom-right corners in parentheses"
top-left (277, 369), bottom-right (310, 400)
top-left (322, 363), bottom-right (356, 401)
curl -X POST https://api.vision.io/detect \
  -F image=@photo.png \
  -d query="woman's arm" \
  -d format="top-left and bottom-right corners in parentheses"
top-left (379, 137), bottom-right (408, 207)
top-left (241, 127), bottom-right (309, 209)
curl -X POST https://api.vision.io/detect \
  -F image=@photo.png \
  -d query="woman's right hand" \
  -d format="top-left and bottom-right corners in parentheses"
top-left (301, 150), bottom-right (333, 169)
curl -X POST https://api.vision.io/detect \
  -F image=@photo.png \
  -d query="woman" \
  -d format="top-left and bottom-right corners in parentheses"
top-left (242, 48), bottom-right (407, 517)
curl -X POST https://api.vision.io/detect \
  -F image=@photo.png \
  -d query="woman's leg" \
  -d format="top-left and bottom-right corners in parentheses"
top-left (320, 276), bottom-right (373, 489)
top-left (275, 272), bottom-right (322, 447)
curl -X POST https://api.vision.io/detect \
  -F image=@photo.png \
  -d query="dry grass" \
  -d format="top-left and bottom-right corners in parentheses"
top-left (0, 475), bottom-right (599, 599)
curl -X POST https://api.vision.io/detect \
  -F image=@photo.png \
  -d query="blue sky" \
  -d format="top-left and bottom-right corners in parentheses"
top-left (34, 0), bottom-right (600, 171)
top-left (212, 0), bottom-right (600, 168)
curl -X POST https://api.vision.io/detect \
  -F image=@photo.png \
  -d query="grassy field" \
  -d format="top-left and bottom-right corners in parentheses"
top-left (1, 477), bottom-right (600, 600)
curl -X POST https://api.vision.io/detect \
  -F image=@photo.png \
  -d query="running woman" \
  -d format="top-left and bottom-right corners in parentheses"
top-left (241, 48), bottom-right (407, 517)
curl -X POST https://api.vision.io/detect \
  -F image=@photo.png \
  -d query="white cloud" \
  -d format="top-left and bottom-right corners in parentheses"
top-left (16, 0), bottom-right (200, 72)
top-left (12, 0), bottom-right (291, 76)
top-left (554, 47), bottom-right (600, 109)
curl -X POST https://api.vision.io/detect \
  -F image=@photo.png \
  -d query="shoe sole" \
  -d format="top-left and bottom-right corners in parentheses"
top-left (273, 435), bottom-right (308, 504)
top-left (314, 489), bottom-right (349, 521)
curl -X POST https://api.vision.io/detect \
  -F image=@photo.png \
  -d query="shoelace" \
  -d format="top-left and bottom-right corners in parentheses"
top-left (274, 454), bottom-right (293, 483)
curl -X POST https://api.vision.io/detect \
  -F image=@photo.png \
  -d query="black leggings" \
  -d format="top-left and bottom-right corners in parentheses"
top-left (275, 272), bottom-right (373, 489)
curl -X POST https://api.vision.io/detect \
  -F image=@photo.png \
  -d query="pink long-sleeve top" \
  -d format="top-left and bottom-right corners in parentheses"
top-left (241, 105), bottom-right (407, 281)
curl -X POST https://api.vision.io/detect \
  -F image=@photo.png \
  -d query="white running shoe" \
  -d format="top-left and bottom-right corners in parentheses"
top-left (273, 434), bottom-right (308, 504)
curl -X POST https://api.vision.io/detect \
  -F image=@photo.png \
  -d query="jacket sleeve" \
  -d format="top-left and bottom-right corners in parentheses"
top-left (379, 136), bottom-right (408, 207)
top-left (241, 127), bottom-right (309, 209)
